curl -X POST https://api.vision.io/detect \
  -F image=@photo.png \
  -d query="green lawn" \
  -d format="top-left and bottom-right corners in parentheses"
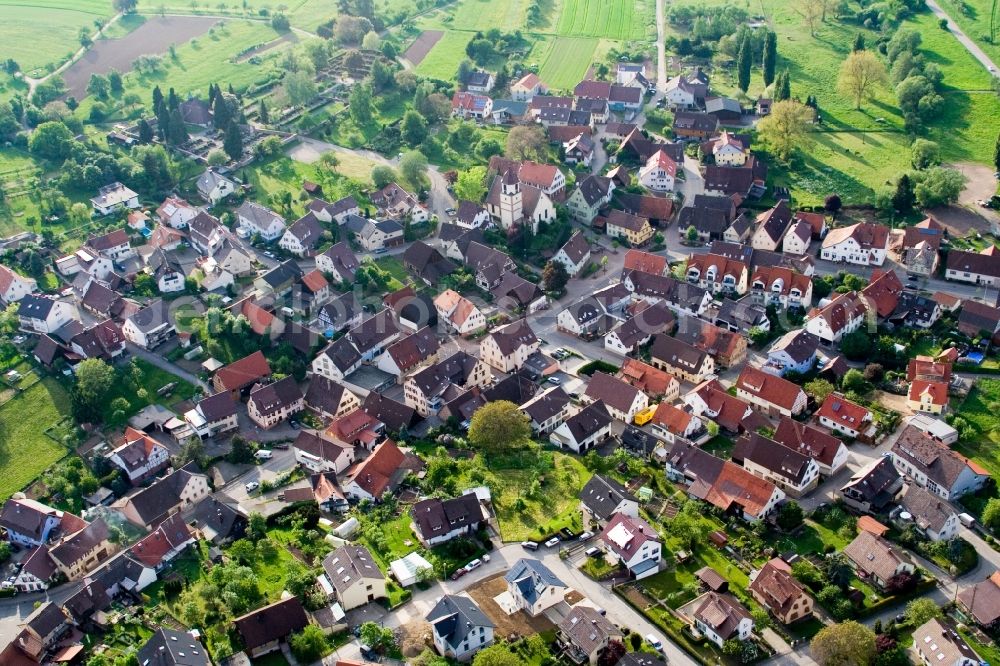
top-left (77, 20), bottom-right (287, 115)
top-left (918, 0), bottom-right (1000, 68)
top-left (450, 0), bottom-right (531, 31)
top-left (679, 1), bottom-right (1000, 205)
top-left (535, 36), bottom-right (599, 91)
top-left (103, 359), bottom-right (199, 427)
top-left (414, 31), bottom-right (471, 80)
top-left (953, 378), bottom-right (1000, 476)
top-left (493, 452), bottom-right (591, 541)
top-left (0, 0), bottom-right (113, 74)
top-left (0, 378), bottom-right (73, 500)
top-left (370, 256), bottom-right (409, 290)
top-left (242, 154), bottom-right (369, 221)
top-left (556, 0), bottom-right (653, 40)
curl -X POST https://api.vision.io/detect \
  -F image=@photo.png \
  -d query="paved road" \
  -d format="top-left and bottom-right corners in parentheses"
top-left (925, 0), bottom-right (1000, 77)
top-left (0, 581), bottom-right (83, 648)
top-left (124, 342), bottom-right (211, 392)
top-left (326, 543), bottom-right (699, 666)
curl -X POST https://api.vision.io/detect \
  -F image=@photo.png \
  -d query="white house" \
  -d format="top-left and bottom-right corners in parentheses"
top-left (733, 432), bottom-right (821, 498)
top-left (156, 196), bottom-right (198, 229)
top-left (804, 291), bottom-right (870, 344)
top-left (664, 76), bottom-right (697, 109)
top-left (583, 372), bottom-right (648, 423)
top-left (479, 320), bottom-right (539, 373)
top-left (293, 430), bottom-right (355, 475)
top-left (0, 265), bottom-right (37, 306)
top-left (600, 513), bottom-right (662, 580)
top-left (183, 392), bottom-right (239, 439)
top-left (504, 558), bottom-right (568, 616)
top-left (551, 231), bottom-right (591, 277)
top-left (434, 289), bottom-right (487, 336)
top-left (912, 618), bottom-right (982, 666)
top-left (17, 295), bottom-right (76, 334)
top-left (816, 393), bottom-right (876, 440)
top-left (782, 219), bottom-right (812, 256)
top-left (91, 182), bottom-right (139, 216)
top-left (889, 425), bottom-right (989, 500)
top-left (821, 222), bottom-right (890, 266)
top-left (321, 544), bottom-right (386, 610)
top-left (196, 169), bottom-right (237, 204)
top-left (638, 149), bottom-right (676, 192)
top-left (428, 595), bottom-right (495, 662)
top-left (247, 376), bottom-right (304, 429)
top-left (122, 301), bottom-right (175, 349)
top-left (896, 484), bottom-right (960, 542)
top-left (108, 428), bottom-right (170, 484)
top-left (511, 73), bottom-right (545, 101)
top-left (549, 401), bottom-right (614, 453)
top-left (236, 202), bottom-right (286, 241)
top-left (685, 592), bottom-right (754, 648)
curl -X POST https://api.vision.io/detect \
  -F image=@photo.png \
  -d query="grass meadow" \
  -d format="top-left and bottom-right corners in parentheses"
top-left (0, 0), bottom-right (113, 74)
top-left (0, 378), bottom-right (73, 501)
top-left (557, 0), bottom-right (653, 41)
top-left (414, 31), bottom-right (472, 80)
top-left (535, 36), bottom-right (599, 90)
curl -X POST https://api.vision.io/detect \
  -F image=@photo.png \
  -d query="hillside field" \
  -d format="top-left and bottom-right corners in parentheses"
top-left (0, 0), bottom-right (114, 74)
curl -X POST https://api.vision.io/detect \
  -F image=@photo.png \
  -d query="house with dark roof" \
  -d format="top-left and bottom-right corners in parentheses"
top-left (403, 241), bottom-right (457, 286)
top-left (522, 386), bottom-right (572, 434)
top-left (236, 201), bottom-right (286, 241)
top-left (672, 111), bottom-right (718, 139)
top-left (895, 483), bottom-right (960, 542)
top-left (945, 246), bottom-right (1000, 287)
top-left (552, 231), bottom-right (592, 277)
top-left (549, 400), bottom-right (613, 453)
top-left (889, 424), bottom-right (989, 500)
top-left (679, 592), bottom-right (753, 648)
top-left (411, 493), bottom-right (487, 547)
top-left (182, 494), bottom-right (246, 545)
top-left (321, 543), bottom-right (387, 610)
top-left (749, 558), bottom-right (813, 625)
top-left (840, 456), bottom-right (903, 513)
top-left (566, 174), bottom-right (614, 223)
top-left (293, 429), bottom-right (356, 475)
top-left (716, 296), bottom-right (768, 335)
top-left (601, 512), bottom-right (662, 579)
top-left (118, 463), bottom-right (211, 529)
top-left (664, 440), bottom-right (785, 521)
top-left (427, 594), bottom-right (495, 661)
top-left (212, 350), bottom-right (272, 398)
top-left (480, 319), bottom-right (540, 372)
top-left (958, 572), bottom-right (1000, 628)
top-left (765, 329), bottom-right (820, 376)
top-left (650, 334), bottom-right (715, 383)
top-left (559, 605), bottom-right (623, 665)
top-left (17, 295), bottom-right (78, 335)
top-left (579, 474), bottom-right (640, 527)
top-left (279, 211), bottom-right (326, 257)
top-left (122, 299), bottom-right (175, 349)
top-left (844, 530), bottom-right (914, 590)
top-left (772, 416), bottom-right (849, 476)
top-left (805, 290), bottom-right (871, 345)
top-left (233, 597), bottom-right (309, 658)
top-left (316, 241), bottom-right (360, 284)
top-left (582, 371), bottom-right (649, 423)
top-left (505, 558), bottom-right (568, 616)
top-left (108, 427), bottom-right (170, 484)
top-left (248, 376), bottom-right (304, 429)
top-left (733, 432), bottom-right (821, 497)
top-left (604, 303), bottom-right (676, 356)
top-left (138, 628), bottom-right (210, 666)
top-left (958, 300), bottom-right (1000, 343)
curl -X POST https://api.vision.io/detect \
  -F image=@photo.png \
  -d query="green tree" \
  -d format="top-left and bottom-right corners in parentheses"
top-left (737, 33), bottom-right (752, 92)
top-left (757, 99), bottom-right (812, 162)
top-left (454, 166), bottom-right (487, 202)
top-left (982, 498), bottom-right (1000, 530)
top-left (290, 625), bottom-right (329, 662)
top-left (108, 69), bottom-right (123, 95)
top-left (995, 130), bottom-right (1000, 173)
top-left (913, 167), bottom-right (966, 208)
top-left (359, 622), bottom-right (396, 653)
top-left (28, 121), bottom-right (75, 160)
top-left (223, 123), bottom-right (243, 160)
top-left (472, 642), bottom-right (520, 666)
top-left (399, 150), bottom-right (428, 189)
top-left (138, 118), bottom-right (154, 144)
top-left (842, 368), bottom-right (867, 393)
top-left (542, 260), bottom-right (569, 293)
top-left (504, 124), bottom-right (547, 161)
top-left (811, 622), bottom-right (877, 666)
top-left (87, 74), bottom-right (110, 100)
top-left (167, 108), bottom-right (188, 145)
top-left (468, 400), bottom-right (531, 454)
top-left (775, 70), bottom-right (791, 101)
top-left (284, 70), bottom-right (318, 106)
top-left (777, 500), bottom-right (804, 530)
top-left (401, 109), bottom-right (428, 146)
top-left (685, 225), bottom-right (699, 243)
top-left (73, 359), bottom-right (115, 422)
top-left (762, 30), bottom-right (777, 86)
top-left (911, 139), bottom-right (940, 170)
top-left (824, 552), bottom-right (854, 589)
top-left (371, 165), bottom-right (397, 189)
top-left (838, 50), bottom-right (888, 109)
top-left (349, 83), bottom-right (374, 125)
top-left (840, 330), bottom-right (872, 360)
top-left (853, 33), bottom-right (866, 51)
top-left (802, 379), bottom-right (834, 404)
top-left (892, 173), bottom-right (915, 214)
top-left (748, 326), bottom-right (770, 346)
top-left (905, 598), bottom-right (941, 627)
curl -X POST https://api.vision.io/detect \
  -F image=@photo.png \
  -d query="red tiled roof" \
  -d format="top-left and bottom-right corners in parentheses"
top-left (862, 270), bottom-right (904, 318)
top-left (214, 350), bottom-right (272, 391)
top-left (348, 440), bottom-right (404, 498)
top-left (816, 393), bottom-right (871, 426)
top-left (908, 379), bottom-right (949, 406)
top-left (302, 269), bottom-right (328, 293)
top-left (651, 402), bottom-right (693, 435)
top-left (623, 250), bottom-right (666, 275)
top-left (735, 366), bottom-right (805, 410)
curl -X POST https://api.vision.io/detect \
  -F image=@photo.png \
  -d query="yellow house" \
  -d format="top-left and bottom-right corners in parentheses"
top-left (606, 210), bottom-right (654, 247)
top-left (906, 380), bottom-right (948, 415)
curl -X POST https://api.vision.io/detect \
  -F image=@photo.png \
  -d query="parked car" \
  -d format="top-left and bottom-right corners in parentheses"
top-left (245, 481), bottom-right (260, 492)
top-left (544, 537), bottom-right (560, 548)
top-left (546, 377), bottom-right (562, 385)
top-left (521, 541), bottom-right (539, 551)
top-left (255, 449), bottom-right (273, 460)
top-left (646, 635), bottom-right (663, 650)
top-left (584, 546), bottom-right (601, 557)
top-left (374, 247), bottom-right (388, 255)
top-left (450, 568), bottom-right (467, 581)
top-left (579, 531), bottom-right (594, 541)
top-left (465, 558), bottom-right (483, 572)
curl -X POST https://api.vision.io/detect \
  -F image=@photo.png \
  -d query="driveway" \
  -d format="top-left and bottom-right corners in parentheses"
top-left (124, 342), bottom-right (211, 392)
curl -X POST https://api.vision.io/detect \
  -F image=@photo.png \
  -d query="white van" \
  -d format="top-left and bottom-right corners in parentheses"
top-left (255, 449), bottom-right (273, 461)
